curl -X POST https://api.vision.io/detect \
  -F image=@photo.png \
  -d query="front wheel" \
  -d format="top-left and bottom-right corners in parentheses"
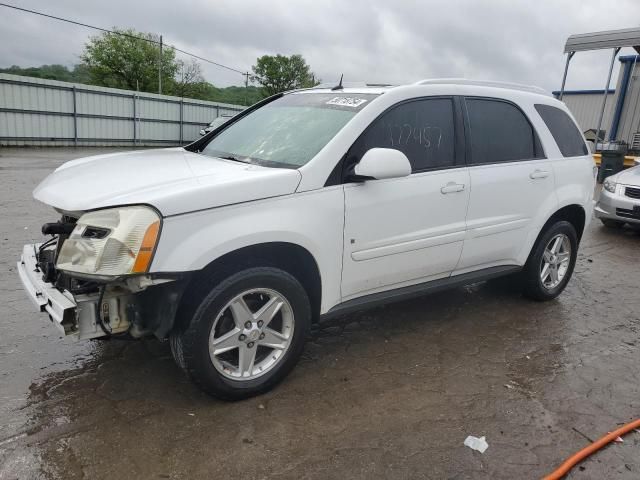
top-left (176, 267), bottom-right (311, 401)
top-left (522, 221), bottom-right (578, 301)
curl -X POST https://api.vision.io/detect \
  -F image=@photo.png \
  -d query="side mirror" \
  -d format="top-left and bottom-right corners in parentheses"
top-left (587, 140), bottom-right (596, 154)
top-left (353, 148), bottom-right (412, 181)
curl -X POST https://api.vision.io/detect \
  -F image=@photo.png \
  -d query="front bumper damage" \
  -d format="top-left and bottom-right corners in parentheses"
top-left (18, 244), bottom-right (78, 335)
top-left (17, 243), bottom-right (190, 340)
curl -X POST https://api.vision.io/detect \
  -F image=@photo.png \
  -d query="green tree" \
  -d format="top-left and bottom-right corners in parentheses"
top-left (71, 64), bottom-right (92, 84)
top-left (172, 59), bottom-right (206, 98)
top-left (80, 28), bottom-right (177, 93)
top-left (187, 83), bottom-right (263, 105)
top-left (0, 61), bottom-right (264, 106)
top-left (0, 64), bottom-right (90, 83)
top-left (251, 54), bottom-right (318, 97)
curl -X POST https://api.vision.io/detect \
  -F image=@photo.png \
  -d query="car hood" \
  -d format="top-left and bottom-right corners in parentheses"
top-left (33, 148), bottom-right (302, 216)
top-left (615, 164), bottom-right (640, 185)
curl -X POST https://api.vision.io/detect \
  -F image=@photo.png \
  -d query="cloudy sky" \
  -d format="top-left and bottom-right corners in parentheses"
top-left (1, 0), bottom-right (639, 92)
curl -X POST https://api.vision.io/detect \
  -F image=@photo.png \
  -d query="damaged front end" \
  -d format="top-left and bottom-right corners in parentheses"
top-left (17, 210), bottom-right (190, 341)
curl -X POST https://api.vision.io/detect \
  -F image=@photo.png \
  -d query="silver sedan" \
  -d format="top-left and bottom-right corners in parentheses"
top-left (595, 164), bottom-right (640, 227)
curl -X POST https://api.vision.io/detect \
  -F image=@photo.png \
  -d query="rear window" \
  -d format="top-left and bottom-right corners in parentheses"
top-left (535, 104), bottom-right (588, 157)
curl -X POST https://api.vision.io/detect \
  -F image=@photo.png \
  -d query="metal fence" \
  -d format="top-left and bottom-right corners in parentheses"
top-left (0, 73), bottom-right (245, 147)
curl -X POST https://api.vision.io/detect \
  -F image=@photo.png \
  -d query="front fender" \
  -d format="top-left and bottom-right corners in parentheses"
top-left (151, 187), bottom-right (345, 313)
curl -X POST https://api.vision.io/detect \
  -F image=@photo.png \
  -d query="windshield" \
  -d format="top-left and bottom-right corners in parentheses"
top-left (200, 93), bottom-right (379, 168)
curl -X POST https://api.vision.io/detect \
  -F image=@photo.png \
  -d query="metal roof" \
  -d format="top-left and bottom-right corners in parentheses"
top-left (551, 89), bottom-right (615, 96)
top-left (564, 27), bottom-right (640, 53)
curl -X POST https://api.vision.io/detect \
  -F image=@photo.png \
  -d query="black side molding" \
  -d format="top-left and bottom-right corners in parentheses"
top-left (321, 265), bottom-right (521, 321)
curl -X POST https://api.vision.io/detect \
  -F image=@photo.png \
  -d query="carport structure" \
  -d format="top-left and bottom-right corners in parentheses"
top-left (559, 27), bottom-right (640, 146)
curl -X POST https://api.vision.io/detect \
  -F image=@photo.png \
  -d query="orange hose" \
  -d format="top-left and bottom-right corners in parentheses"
top-left (543, 418), bottom-right (640, 480)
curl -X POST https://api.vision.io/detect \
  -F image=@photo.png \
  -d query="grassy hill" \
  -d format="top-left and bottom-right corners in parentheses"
top-left (0, 64), bottom-right (263, 106)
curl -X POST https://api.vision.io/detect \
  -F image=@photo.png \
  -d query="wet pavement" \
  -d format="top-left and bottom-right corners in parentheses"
top-left (1, 147), bottom-right (639, 480)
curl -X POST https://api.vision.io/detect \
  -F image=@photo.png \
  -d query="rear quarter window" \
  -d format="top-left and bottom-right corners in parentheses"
top-left (534, 104), bottom-right (588, 157)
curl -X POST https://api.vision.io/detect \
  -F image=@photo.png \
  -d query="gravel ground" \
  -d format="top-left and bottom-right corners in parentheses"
top-left (0, 147), bottom-right (639, 480)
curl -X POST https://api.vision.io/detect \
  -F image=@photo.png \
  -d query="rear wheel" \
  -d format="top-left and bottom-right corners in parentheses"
top-left (601, 218), bottom-right (625, 229)
top-left (522, 221), bottom-right (577, 301)
top-left (174, 267), bottom-right (311, 401)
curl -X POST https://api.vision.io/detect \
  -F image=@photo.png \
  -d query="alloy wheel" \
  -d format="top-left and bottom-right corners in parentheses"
top-left (540, 233), bottom-right (571, 290)
top-left (208, 288), bottom-right (294, 380)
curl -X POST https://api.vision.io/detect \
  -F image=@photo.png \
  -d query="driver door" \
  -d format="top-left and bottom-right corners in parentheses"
top-left (340, 97), bottom-right (470, 300)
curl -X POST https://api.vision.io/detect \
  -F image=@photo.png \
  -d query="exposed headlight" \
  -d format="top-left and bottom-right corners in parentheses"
top-left (603, 178), bottom-right (617, 193)
top-left (56, 206), bottom-right (161, 277)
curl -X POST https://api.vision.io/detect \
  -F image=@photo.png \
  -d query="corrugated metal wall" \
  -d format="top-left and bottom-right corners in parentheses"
top-left (615, 63), bottom-right (640, 145)
top-left (557, 56), bottom-right (640, 146)
top-left (0, 73), bottom-right (245, 147)
top-left (561, 92), bottom-right (617, 134)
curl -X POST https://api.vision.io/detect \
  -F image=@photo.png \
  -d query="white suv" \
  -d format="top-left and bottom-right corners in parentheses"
top-left (17, 80), bottom-right (595, 400)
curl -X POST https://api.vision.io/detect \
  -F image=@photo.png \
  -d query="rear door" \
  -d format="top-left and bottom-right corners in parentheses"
top-left (455, 97), bottom-right (557, 273)
top-left (341, 97), bottom-right (470, 300)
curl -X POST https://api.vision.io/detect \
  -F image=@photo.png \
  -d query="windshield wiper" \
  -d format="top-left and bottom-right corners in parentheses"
top-left (218, 155), bottom-right (253, 164)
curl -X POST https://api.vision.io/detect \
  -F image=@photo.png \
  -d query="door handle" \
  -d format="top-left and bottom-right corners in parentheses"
top-left (529, 169), bottom-right (550, 179)
top-left (440, 182), bottom-right (465, 194)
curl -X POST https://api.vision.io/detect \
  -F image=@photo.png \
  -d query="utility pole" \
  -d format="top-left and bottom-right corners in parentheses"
top-left (158, 34), bottom-right (163, 95)
top-left (244, 72), bottom-right (250, 106)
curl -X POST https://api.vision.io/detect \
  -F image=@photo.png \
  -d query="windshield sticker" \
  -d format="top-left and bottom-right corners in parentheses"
top-left (326, 97), bottom-right (368, 108)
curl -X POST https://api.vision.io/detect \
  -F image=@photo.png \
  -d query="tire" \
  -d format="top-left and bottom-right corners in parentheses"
top-left (169, 331), bottom-right (187, 372)
top-left (176, 267), bottom-right (311, 401)
top-left (601, 218), bottom-right (625, 229)
top-left (522, 221), bottom-right (578, 301)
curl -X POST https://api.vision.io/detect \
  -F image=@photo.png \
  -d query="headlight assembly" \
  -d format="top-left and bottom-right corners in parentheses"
top-left (56, 206), bottom-right (161, 277)
top-left (603, 178), bottom-right (617, 194)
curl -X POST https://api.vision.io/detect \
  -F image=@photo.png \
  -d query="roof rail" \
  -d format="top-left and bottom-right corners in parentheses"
top-left (414, 78), bottom-right (550, 96)
top-left (310, 81), bottom-right (395, 89)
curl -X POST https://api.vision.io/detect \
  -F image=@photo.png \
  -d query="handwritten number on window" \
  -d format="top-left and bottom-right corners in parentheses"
top-left (387, 123), bottom-right (442, 149)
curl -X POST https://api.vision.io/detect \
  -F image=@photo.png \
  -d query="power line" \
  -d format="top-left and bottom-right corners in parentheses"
top-left (0, 2), bottom-right (247, 75)
top-left (170, 46), bottom-right (246, 75)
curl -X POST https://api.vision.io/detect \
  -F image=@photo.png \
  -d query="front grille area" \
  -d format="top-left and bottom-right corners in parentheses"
top-left (625, 186), bottom-right (640, 199)
top-left (36, 214), bottom-right (78, 285)
top-left (616, 207), bottom-right (640, 219)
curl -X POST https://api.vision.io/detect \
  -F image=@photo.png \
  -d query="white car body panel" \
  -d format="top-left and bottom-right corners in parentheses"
top-left (615, 164), bottom-right (640, 184)
top-left (34, 148), bottom-right (301, 216)
top-left (551, 156), bottom-right (595, 225)
top-left (26, 81), bottom-right (595, 318)
top-left (152, 187), bottom-right (345, 313)
top-left (341, 168), bottom-right (469, 300)
top-left (456, 158), bottom-right (558, 271)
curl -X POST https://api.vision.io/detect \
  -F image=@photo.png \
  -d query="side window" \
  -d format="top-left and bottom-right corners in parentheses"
top-left (352, 98), bottom-right (456, 172)
top-left (466, 98), bottom-right (543, 164)
top-left (535, 104), bottom-right (588, 157)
